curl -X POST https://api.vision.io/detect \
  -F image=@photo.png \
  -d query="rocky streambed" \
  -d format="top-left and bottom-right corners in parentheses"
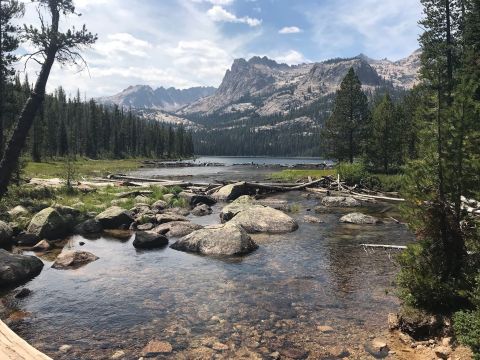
top-left (0, 180), bottom-right (432, 359)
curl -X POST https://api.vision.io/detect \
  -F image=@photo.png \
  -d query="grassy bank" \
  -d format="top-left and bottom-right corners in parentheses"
top-left (24, 159), bottom-right (143, 179)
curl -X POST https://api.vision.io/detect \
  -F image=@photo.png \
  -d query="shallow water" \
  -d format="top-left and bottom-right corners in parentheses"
top-left (1, 182), bottom-right (414, 359)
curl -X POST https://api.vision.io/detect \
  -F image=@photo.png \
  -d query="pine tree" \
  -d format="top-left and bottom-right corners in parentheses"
top-left (322, 68), bottom-right (370, 163)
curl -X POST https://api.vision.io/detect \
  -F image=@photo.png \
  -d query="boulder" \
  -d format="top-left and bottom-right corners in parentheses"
top-left (191, 204), bottom-right (212, 216)
top-left (220, 195), bottom-right (255, 222)
top-left (103, 229), bottom-right (133, 240)
top-left (133, 231), bottom-right (168, 249)
top-left (74, 219), bottom-right (103, 235)
top-left (212, 182), bottom-right (254, 201)
top-left (14, 232), bottom-right (40, 247)
top-left (434, 346), bottom-right (451, 360)
top-left (95, 206), bottom-right (133, 229)
top-left (303, 215), bottom-right (324, 224)
top-left (229, 206), bottom-right (298, 234)
top-left (0, 249), bottom-right (44, 287)
top-left (53, 205), bottom-right (81, 218)
top-left (32, 240), bottom-right (51, 252)
top-left (154, 221), bottom-right (203, 238)
top-left (8, 206), bottom-right (29, 218)
top-left (364, 338), bottom-right (389, 358)
top-left (340, 212), bottom-right (381, 225)
top-left (191, 194), bottom-right (216, 207)
top-left (321, 196), bottom-right (361, 207)
top-left (0, 221), bottom-right (13, 247)
top-left (27, 207), bottom-right (67, 240)
top-left (152, 200), bottom-right (168, 211)
top-left (167, 207), bottom-right (190, 216)
top-left (163, 194), bottom-right (175, 203)
top-left (171, 223), bottom-right (258, 256)
top-left (52, 251), bottom-right (99, 269)
top-left (137, 223), bottom-right (154, 231)
top-left (155, 213), bottom-right (188, 224)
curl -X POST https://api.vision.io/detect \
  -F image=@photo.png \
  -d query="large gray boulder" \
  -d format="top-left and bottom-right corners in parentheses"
top-left (340, 212), bottom-right (382, 225)
top-left (27, 207), bottom-right (68, 240)
top-left (0, 221), bottom-right (13, 247)
top-left (321, 196), bottom-right (361, 207)
top-left (171, 223), bottom-right (257, 256)
top-left (220, 196), bottom-right (255, 222)
top-left (0, 249), bottom-right (44, 287)
top-left (212, 182), bottom-right (254, 201)
top-left (133, 231), bottom-right (168, 249)
top-left (229, 206), bottom-right (298, 234)
top-left (155, 213), bottom-right (188, 224)
top-left (95, 206), bottom-right (133, 229)
top-left (154, 221), bottom-right (203, 238)
top-left (52, 251), bottom-right (99, 270)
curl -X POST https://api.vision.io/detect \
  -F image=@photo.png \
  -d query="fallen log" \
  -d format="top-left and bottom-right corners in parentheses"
top-left (361, 244), bottom-right (407, 250)
top-left (244, 178), bottom-right (326, 193)
top-left (0, 320), bottom-right (52, 359)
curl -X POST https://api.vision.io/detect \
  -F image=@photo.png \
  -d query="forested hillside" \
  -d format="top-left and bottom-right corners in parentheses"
top-left (1, 76), bottom-right (194, 162)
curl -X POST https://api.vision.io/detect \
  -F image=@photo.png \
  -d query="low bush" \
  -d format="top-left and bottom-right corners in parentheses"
top-left (454, 310), bottom-right (480, 359)
top-left (336, 162), bottom-right (367, 186)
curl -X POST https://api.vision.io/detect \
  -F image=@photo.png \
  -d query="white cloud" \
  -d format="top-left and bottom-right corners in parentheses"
top-left (279, 26), bottom-right (302, 34)
top-left (191, 0), bottom-right (234, 4)
top-left (271, 50), bottom-right (309, 65)
top-left (207, 5), bottom-right (262, 27)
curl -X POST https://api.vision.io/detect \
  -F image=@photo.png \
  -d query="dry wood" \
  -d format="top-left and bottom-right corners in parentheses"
top-left (361, 244), bottom-right (407, 250)
top-left (0, 320), bottom-right (52, 359)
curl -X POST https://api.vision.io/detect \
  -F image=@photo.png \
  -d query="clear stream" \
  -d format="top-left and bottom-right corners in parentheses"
top-left (0, 159), bottom-right (414, 359)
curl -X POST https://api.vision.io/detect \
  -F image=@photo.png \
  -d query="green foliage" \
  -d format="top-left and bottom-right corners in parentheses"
top-left (322, 68), bottom-right (371, 163)
top-left (366, 93), bottom-right (403, 173)
top-left (454, 309), bottom-right (480, 359)
top-left (269, 169), bottom-right (336, 182)
top-left (336, 162), bottom-right (367, 186)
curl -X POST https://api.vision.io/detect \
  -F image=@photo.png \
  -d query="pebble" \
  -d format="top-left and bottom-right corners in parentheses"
top-left (111, 350), bottom-right (125, 359)
top-left (317, 325), bottom-right (334, 333)
top-left (141, 340), bottom-right (173, 357)
top-left (59, 345), bottom-right (72, 353)
top-left (212, 342), bottom-right (229, 351)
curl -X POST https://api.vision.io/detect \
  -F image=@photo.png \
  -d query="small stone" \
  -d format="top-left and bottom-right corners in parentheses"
top-left (434, 345), bottom-right (451, 360)
top-left (442, 337), bottom-right (452, 347)
top-left (15, 288), bottom-right (32, 299)
top-left (365, 338), bottom-right (389, 358)
top-left (303, 215), bottom-right (324, 223)
top-left (59, 345), bottom-right (72, 353)
top-left (317, 325), bottom-right (334, 333)
top-left (270, 351), bottom-right (280, 359)
top-left (327, 346), bottom-right (350, 358)
top-left (111, 350), bottom-right (125, 359)
top-left (32, 239), bottom-right (51, 252)
top-left (141, 340), bottom-right (173, 357)
top-left (212, 342), bottom-right (229, 351)
top-left (388, 313), bottom-right (399, 330)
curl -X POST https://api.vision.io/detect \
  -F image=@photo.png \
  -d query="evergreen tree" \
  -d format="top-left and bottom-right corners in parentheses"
top-left (367, 93), bottom-right (402, 173)
top-left (322, 68), bottom-right (370, 162)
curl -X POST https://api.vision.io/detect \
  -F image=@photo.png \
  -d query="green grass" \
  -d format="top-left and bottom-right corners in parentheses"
top-left (24, 158), bottom-right (142, 179)
top-left (269, 169), bottom-right (336, 182)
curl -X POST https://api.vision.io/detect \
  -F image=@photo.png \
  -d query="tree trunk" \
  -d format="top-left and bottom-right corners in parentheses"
top-left (0, 7), bottom-right (59, 199)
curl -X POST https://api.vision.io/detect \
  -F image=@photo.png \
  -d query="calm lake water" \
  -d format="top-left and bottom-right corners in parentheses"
top-left (0, 163), bottom-right (414, 359)
top-left (132, 156), bottom-right (333, 183)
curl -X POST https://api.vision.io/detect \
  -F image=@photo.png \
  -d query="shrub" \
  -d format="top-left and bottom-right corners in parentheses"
top-left (454, 310), bottom-right (480, 359)
top-left (336, 162), bottom-right (367, 186)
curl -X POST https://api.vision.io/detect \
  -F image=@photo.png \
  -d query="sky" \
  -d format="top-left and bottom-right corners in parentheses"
top-left (15, 0), bottom-right (424, 98)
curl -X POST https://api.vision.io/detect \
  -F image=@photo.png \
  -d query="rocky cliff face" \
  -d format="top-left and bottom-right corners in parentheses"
top-left (98, 85), bottom-right (216, 111)
top-left (179, 50), bottom-right (421, 116)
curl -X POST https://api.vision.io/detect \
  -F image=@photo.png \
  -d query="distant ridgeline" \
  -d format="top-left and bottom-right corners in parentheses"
top-left (0, 76), bottom-right (194, 162)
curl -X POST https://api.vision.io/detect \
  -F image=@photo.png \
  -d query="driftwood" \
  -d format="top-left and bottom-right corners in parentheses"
top-left (361, 244), bottom-right (407, 250)
top-left (0, 320), bottom-right (52, 359)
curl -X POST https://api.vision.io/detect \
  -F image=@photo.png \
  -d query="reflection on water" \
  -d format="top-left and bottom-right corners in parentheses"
top-left (1, 192), bottom-right (414, 359)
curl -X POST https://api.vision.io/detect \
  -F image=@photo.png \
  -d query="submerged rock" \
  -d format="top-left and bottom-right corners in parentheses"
top-left (191, 204), bottom-right (212, 216)
top-left (364, 338), bottom-right (389, 358)
top-left (0, 221), bottom-right (13, 247)
top-left (95, 206), bottom-right (133, 229)
top-left (27, 207), bottom-right (67, 240)
top-left (171, 223), bottom-right (258, 256)
top-left (133, 231), bottom-right (168, 249)
top-left (321, 196), bottom-right (361, 207)
top-left (303, 215), bottom-right (324, 224)
top-left (0, 249), bottom-right (44, 287)
top-left (212, 182), bottom-right (254, 201)
top-left (141, 340), bottom-right (173, 357)
top-left (340, 212), bottom-right (381, 225)
top-left (52, 251), bottom-right (98, 269)
top-left (229, 206), bottom-right (298, 234)
top-left (154, 221), bottom-right (203, 238)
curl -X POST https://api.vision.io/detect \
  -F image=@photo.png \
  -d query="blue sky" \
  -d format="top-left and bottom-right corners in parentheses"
top-left (17, 0), bottom-right (423, 97)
